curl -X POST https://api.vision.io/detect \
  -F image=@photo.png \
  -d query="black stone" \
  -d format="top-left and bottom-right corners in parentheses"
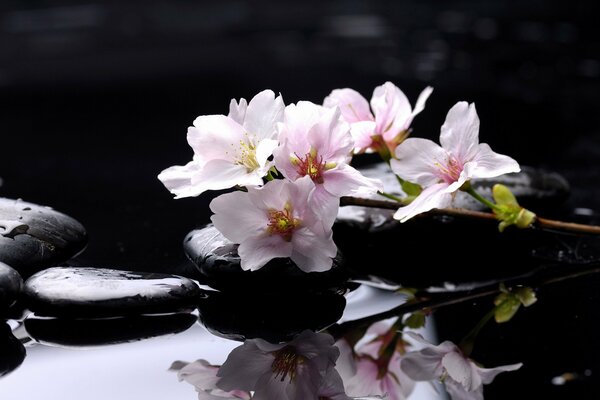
top-left (0, 322), bottom-right (26, 377)
top-left (24, 313), bottom-right (197, 347)
top-left (184, 225), bottom-right (350, 293)
top-left (0, 198), bottom-right (87, 278)
top-left (23, 267), bottom-right (203, 317)
top-left (0, 262), bottom-right (23, 312)
top-left (198, 289), bottom-right (347, 343)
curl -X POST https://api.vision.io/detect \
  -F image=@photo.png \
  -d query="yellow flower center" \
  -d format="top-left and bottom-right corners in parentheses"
top-left (267, 202), bottom-right (300, 241)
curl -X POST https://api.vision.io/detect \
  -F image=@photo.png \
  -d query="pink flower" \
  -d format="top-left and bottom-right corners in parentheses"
top-left (273, 101), bottom-right (382, 228)
top-left (216, 330), bottom-right (344, 400)
top-left (390, 102), bottom-right (520, 222)
top-left (170, 359), bottom-right (251, 400)
top-left (209, 176), bottom-right (337, 272)
top-left (323, 82), bottom-right (433, 154)
top-left (158, 90), bottom-right (284, 198)
top-left (336, 320), bottom-right (415, 400)
top-left (400, 333), bottom-right (522, 400)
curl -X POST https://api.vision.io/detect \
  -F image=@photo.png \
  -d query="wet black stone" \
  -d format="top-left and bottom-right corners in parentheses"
top-left (0, 198), bottom-right (87, 278)
top-left (184, 225), bottom-right (350, 293)
top-left (0, 262), bottom-right (23, 312)
top-left (24, 313), bottom-right (197, 347)
top-left (198, 289), bottom-right (347, 343)
top-left (23, 267), bottom-right (203, 317)
top-left (0, 322), bottom-right (26, 377)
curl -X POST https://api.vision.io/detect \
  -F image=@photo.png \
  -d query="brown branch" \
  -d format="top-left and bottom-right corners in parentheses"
top-left (339, 196), bottom-right (600, 235)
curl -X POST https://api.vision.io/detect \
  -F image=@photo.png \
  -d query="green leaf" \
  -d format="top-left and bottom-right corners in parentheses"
top-left (404, 312), bottom-right (426, 329)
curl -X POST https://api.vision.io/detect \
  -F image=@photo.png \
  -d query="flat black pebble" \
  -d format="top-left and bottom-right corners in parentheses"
top-left (0, 198), bottom-right (87, 278)
top-left (0, 322), bottom-right (26, 377)
top-left (0, 262), bottom-right (23, 312)
top-left (23, 267), bottom-right (203, 317)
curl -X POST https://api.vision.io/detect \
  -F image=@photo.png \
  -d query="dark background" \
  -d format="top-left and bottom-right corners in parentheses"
top-left (1, 1), bottom-right (599, 398)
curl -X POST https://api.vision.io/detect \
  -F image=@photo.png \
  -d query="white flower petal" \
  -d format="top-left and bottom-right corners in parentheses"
top-left (290, 228), bottom-right (336, 272)
top-left (439, 102), bottom-right (480, 162)
top-left (307, 106), bottom-right (354, 162)
top-left (255, 138), bottom-right (279, 169)
top-left (306, 185), bottom-right (339, 234)
top-left (371, 82), bottom-right (411, 137)
top-left (194, 159), bottom-right (263, 192)
top-left (400, 350), bottom-right (444, 382)
top-left (442, 351), bottom-right (481, 391)
top-left (322, 164), bottom-right (382, 198)
top-left (228, 97), bottom-right (248, 125)
top-left (190, 115), bottom-right (246, 160)
top-left (391, 138), bottom-right (447, 187)
top-left (412, 86), bottom-right (434, 117)
top-left (238, 234), bottom-right (294, 271)
top-left (444, 378), bottom-right (483, 400)
top-left (157, 161), bottom-right (203, 198)
top-left (475, 362), bottom-right (522, 385)
top-left (323, 88), bottom-right (374, 123)
top-left (210, 191), bottom-right (267, 243)
top-left (393, 183), bottom-right (452, 222)
top-left (467, 143), bottom-right (521, 179)
top-left (217, 342), bottom-right (275, 391)
top-left (244, 89), bottom-right (285, 140)
top-left (350, 120), bottom-right (378, 153)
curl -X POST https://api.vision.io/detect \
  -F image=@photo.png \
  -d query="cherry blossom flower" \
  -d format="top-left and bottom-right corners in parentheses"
top-left (390, 102), bottom-right (520, 222)
top-left (400, 333), bottom-right (522, 400)
top-left (216, 330), bottom-right (343, 400)
top-left (273, 101), bottom-right (382, 228)
top-left (323, 82), bottom-right (433, 154)
top-left (209, 176), bottom-right (337, 272)
top-left (336, 319), bottom-right (415, 400)
top-left (170, 359), bottom-right (251, 400)
top-left (158, 89), bottom-right (284, 198)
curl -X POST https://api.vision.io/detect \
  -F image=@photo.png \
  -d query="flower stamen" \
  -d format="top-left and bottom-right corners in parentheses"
top-left (236, 138), bottom-right (259, 172)
top-left (267, 202), bottom-right (300, 241)
top-left (294, 148), bottom-right (328, 184)
top-left (271, 346), bottom-right (305, 382)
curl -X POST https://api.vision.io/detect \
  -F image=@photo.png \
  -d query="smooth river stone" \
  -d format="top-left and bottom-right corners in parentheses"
top-left (0, 322), bottom-right (26, 377)
top-left (0, 262), bottom-right (23, 312)
top-left (198, 289), bottom-right (346, 343)
top-left (0, 198), bottom-right (87, 277)
top-left (337, 163), bottom-right (570, 232)
top-left (23, 267), bottom-right (203, 317)
top-left (184, 225), bottom-right (350, 293)
top-left (24, 313), bottom-right (197, 347)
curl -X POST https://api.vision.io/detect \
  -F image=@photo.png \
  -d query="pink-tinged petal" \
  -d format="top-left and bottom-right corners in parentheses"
top-left (391, 138), bottom-right (447, 187)
top-left (344, 358), bottom-right (386, 398)
top-left (444, 378), bottom-right (484, 400)
top-left (272, 140), bottom-right (303, 182)
top-left (190, 115), bottom-right (245, 160)
top-left (193, 159), bottom-right (263, 192)
top-left (318, 368), bottom-right (352, 400)
top-left (306, 185), bottom-right (339, 233)
top-left (282, 101), bottom-right (325, 147)
top-left (350, 121), bottom-right (378, 153)
top-left (393, 183), bottom-right (452, 222)
top-left (475, 363), bottom-right (522, 385)
top-left (386, 354), bottom-right (417, 400)
top-left (371, 82), bottom-right (412, 138)
top-left (307, 106), bottom-right (354, 162)
top-left (291, 330), bottom-right (339, 370)
top-left (217, 342), bottom-right (275, 391)
top-left (400, 350), bottom-right (444, 382)
top-left (439, 102), bottom-right (480, 162)
top-left (290, 228), bottom-right (336, 272)
top-left (255, 138), bottom-right (279, 169)
top-left (251, 372), bottom-right (291, 400)
top-left (174, 359), bottom-right (220, 388)
top-left (210, 191), bottom-right (267, 243)
top-left (238, 234), bottom-right (294, 271)
top-left (157, 161), bottom-right (203, 199)
top-left (412, 86), bottom-right (434, 118)
top-left (322, 164), bottom-right (383, 198)
top-left (334, 339), bottom-right (358, 381)
top-left (228, 98), bottom-right (248, 125)
top-left (442, 352), bottom-right (481, 392)
top-left (466, 143), bottom-right (520, 179)
top-left (323, 88), bottom-right (374, 123)
top-left (244, 90), bottom-right (285, 140)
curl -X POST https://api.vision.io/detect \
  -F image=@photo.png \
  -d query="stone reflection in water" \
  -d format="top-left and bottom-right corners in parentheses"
top-left (0, 322), bottom-right (26, 377)
top-left (0, 262), bottom-right (22, 312)
top-left (197, 288), bottom-right (347, 343)
top-left (24, 313), bottom-right (197, 347)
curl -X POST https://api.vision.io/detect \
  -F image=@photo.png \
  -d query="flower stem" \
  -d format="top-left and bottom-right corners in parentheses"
top-left (339, 196), bottom-right (600, 235)
top-left (464, 186), bottom-right (499, 212)
top-left (377, 191), bottom-right (405, 204)
top-left (459, 308), bottom-right (495, 356)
